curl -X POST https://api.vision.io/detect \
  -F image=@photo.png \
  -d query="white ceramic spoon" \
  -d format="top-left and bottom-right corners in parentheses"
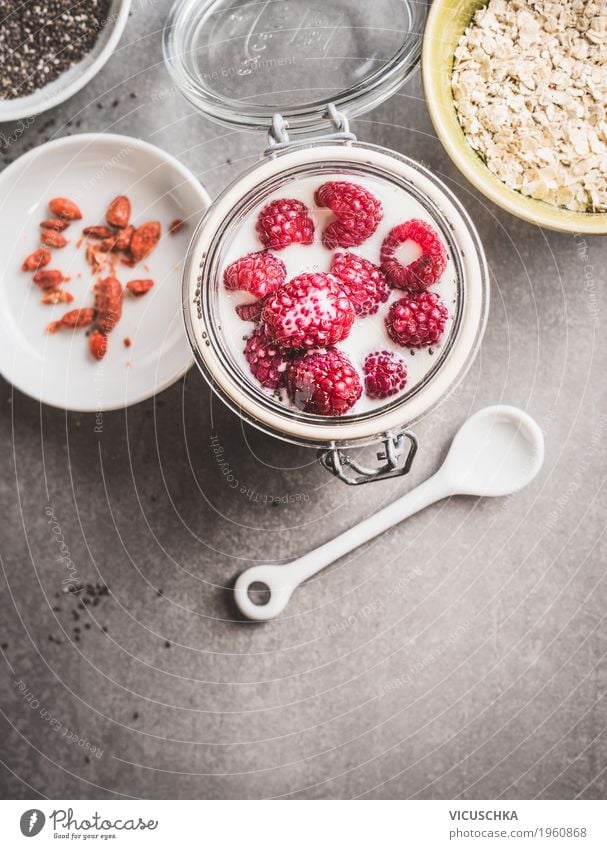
top-left (234, 405), bottom-right (545, 621)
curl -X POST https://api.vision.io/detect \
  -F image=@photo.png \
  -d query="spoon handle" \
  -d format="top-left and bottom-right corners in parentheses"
top-left (292, 471), bottom-right (448, 582)
top-left (234, 471), bottom-right (450, 621)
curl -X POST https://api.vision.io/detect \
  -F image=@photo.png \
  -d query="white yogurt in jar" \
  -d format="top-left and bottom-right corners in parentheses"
top-left (217, 172), bottom-right (458, 415)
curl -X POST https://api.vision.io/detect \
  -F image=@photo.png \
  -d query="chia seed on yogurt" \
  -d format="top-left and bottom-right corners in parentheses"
top-left (0, 0), bottom-right (112, 100)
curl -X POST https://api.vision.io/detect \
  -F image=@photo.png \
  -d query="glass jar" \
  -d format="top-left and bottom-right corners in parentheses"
top-left (164, 0), bottom-right (490, 484)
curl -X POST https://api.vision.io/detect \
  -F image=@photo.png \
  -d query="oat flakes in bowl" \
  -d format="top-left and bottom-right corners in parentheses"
top-left (422, 0), bottom-right (607, 233)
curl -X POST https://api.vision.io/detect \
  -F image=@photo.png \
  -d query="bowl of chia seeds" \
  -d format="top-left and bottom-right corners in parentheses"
top-left (0, 0), bottom-right (131, 123)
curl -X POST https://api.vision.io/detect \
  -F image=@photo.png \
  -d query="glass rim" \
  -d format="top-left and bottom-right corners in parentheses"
top-left (163, 0), bottom-right (430, 133)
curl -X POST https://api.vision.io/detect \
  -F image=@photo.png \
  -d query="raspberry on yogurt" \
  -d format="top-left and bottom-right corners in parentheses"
top-left (315, 181), bottom-right (382, 249)
top-left (330, 251), bottom-right (390, 317)
top-left (363, 351), bottom-right (408, 399)
top-left (287, 348), bottom-right (362, 416)
top-left (381, 219), bottom-right (447, 292)
top-left (224, 250), bottom-right (286, 299)
top-left (261, 272), bottom-right (355, 350)
top-left (244, 328), bottom-right (292, 390)
top-left (385, 291), bottom-right (448, 349)
top-left (256, 198), bottom-right (315, 250)
top-left (235, 300), bottom-right (265, 323)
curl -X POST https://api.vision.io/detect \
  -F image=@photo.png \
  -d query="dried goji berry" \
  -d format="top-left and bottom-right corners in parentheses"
top-left (41, 289), bottom-right (74, 305)
top-left (33, 269), bottom-right (64, 288)
top-left (41, 230), bottom-right (68, 248)
top-left (123, 337), bottom-right (132, 348)
top-left (86, 244), bottom-right (109, 274)
top-left (89, 329), bottom-right (108, 360)
top-left (112, 225), bottom-right (134, 252)
top-left (22, 248), bottom-right (51, 271)
top-left (130, 221), bottom-right (161, 262)
top-left (94, 276), bottom-right (123, 332)
top-left (49, 197), bottom-right (82, 220)
top-left (46, 307), bottom-right (95, 333)
top-left (40, 218), bottom-right (69, 231)
top-left (169, 218), bottom-right (184, 235)
top-left (61, 308), bottom-right (95, 328)
top-left (83, 225), bottom-right (113, 239)
top-left (86, 244), bottom-right (100, 265)
top-left (106, 195), bottom-right (131, 229)
top-left (126, 278), bottom-right (154, 297)
top-left (99, 224), bottom-right (133, 253)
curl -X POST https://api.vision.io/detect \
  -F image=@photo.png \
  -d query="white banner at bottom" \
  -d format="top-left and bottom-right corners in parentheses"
top-left (0, 800), bottom-right (605, 848)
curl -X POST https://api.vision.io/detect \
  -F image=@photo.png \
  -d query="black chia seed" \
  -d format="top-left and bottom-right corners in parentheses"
top-left (0, 0), bottom-right (112, 100)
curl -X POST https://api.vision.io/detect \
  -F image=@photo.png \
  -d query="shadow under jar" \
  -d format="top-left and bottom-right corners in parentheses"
top-left (164, 0), bottom-right (490, 484)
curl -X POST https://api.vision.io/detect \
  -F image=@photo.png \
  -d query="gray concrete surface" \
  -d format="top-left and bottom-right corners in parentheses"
top-left (1, 1), bottom-right (607, 800)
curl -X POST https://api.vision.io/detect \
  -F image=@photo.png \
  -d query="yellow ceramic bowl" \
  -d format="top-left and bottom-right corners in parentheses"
top-left (422, 0), bottom-right (607, 234)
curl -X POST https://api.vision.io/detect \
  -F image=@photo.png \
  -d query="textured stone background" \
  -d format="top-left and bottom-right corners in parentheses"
top-left (1, 0), bottom-right (606, 800)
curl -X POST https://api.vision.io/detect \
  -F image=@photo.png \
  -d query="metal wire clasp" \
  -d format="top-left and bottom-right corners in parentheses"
top-left (264, 103), bottom-right (357, 156)
top-left (317, 431), bottom-right (418, 486)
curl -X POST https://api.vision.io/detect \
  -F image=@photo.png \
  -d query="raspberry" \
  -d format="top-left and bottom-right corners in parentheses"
top-left (363, 351), bottom-right (408, 400)
top-left (261, 272), bottom-right (355, 350)
top-left (315, 181), bottom-right (382, 249)
top-left (244, 328), bottom-right (292, 390)
top-left (235, 300), bottom-right (264, 322)
top-left (224, 250), bottom-right (286, 299)
top-left (287, 349), bottom-right (362, 416)
top-left (380, 219), bottom-right (448, 292)
top-left (385, 291), bottom-right (449, 349)
top-left (256, 198), bottom-right (314, 250)
top-left (330, 251), bottom-right (390, 317)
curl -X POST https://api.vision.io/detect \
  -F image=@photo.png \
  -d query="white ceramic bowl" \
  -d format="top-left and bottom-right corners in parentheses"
top-left (0, 133), bottom-right (210, 412)
top-left (0, 0), bottom-right (131, 123)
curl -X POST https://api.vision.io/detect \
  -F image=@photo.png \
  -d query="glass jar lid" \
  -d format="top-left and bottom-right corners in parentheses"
top-left (163, 0), bottom-right (429, 132)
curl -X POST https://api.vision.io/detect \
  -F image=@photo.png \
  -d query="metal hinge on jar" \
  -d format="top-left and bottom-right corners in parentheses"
top-left (317, 431), bottom-right (418, 485)
top-left (264, 103), bottom-right (357, 156)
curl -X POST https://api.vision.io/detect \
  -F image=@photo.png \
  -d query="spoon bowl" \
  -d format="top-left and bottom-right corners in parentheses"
top-left (442, 405), bottom-right (545, 497)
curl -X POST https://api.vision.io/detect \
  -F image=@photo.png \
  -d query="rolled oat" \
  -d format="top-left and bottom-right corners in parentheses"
top-left (452, 0), bottom-right (607, 213)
